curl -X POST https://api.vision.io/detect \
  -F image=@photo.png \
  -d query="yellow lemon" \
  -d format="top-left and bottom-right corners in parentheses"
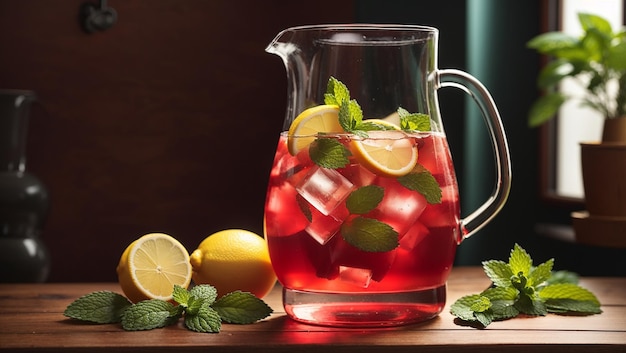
top-left (117, 233), bottom-right (192, 303)
top-left (350, 130), bottom-right (418, 178)
top-left (287, 104), bottom-right (343, 155)
top-left (190, 229), bottom-right (276, 298)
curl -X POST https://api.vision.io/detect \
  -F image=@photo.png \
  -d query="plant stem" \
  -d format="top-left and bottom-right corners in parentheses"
top-left (616, 72), bottom-right (626, 118)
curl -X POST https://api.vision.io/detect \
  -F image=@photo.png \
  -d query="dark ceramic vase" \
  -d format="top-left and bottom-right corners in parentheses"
top-left (0, 90), bottom-right (50, 282)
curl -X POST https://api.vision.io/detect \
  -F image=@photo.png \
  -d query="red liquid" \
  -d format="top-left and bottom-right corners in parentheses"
top-left (264, 132), bottom-right (460, 326)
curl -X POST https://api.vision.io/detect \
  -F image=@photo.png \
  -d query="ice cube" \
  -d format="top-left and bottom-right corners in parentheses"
top-left (295, 166), bottom-right (355, 216)
top-left (338, 265), bottom-right (372, 288)
top-left (305, 203), bottom-right (350, 245)
top-left (399, 221), bottom-right (429, 251)
top-left (338, 163), bottom-right (377, 187)
top-left (369, 177), bottom-right (427, 236)
top-left (328, 233), bottom-right (397, 282)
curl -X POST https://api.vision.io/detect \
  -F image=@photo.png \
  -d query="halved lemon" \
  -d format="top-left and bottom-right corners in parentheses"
top-left (117, 233), bottom-right (192, 303)
top-left (350, 130), bottom-right (418, 178)
top-left (287, 104), bottom-right (343, 155)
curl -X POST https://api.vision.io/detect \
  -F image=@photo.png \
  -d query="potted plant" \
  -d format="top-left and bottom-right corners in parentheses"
top-left (527, 12), bottom-right (626, 247)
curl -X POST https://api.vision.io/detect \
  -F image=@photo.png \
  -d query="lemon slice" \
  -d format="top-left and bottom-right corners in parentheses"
top-left (287, 104), bottom-right (343, 155)
top-left (117, 233), bottom-right (192, 303)
top-left (350, 130), bottom-right (418, 177)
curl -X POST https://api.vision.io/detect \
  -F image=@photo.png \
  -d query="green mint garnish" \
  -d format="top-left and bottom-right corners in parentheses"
top-left (212, 290), bottom-right (274, 324)
top-left (184, 302), bottom-right (222, 333)
top-left (121, 299), bottom-right (182, 331)
top-left (398, 107), bottom-right (431, 131)
top-left (63, 291), bottom-right (131, 324)
top-left (397, 165), bottom-right (442, 204)
top-left (450, 244), bottom-right (602, 328)
top-left (341, 216), bottom-right (399, 252)
top-left (309, 137), bottom-right (351, 169)
top-left (64, 284), bottom-right (273, 333)
top-left (346, 185), bottom-right (384, 214)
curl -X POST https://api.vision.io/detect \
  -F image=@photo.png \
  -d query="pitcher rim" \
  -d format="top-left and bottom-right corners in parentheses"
top-left (282, 23), bottom-right (437, 31)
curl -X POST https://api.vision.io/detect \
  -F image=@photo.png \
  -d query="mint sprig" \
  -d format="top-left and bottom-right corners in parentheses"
top-left (64, 284), bottom-right (273, 333)
top-left (450, 244), bottom-right (602, 328)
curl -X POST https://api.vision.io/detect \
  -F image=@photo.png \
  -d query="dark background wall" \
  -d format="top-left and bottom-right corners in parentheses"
top-left (2, 0), bottom-right (623, 282)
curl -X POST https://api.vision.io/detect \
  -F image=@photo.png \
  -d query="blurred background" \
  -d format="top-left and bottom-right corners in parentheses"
top-left (1, 0), bottom-right (624, 282)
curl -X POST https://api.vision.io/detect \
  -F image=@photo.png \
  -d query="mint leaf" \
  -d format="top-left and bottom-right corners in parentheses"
top-left (509, 243), bottom-right (532, 275)
top-left (397, 165), bottom-right (442, 204)
top-left (325, 76), bottom-right (350, 106)
top-left (546, 270), bottom-right (579, 285)
top-left (346, 185), bottom-right (384, 214)
top-left (121, 300), bottom-right (182, 331)
top-left (529, 258), bottom-right (554, 287)
top-left (452, 244), bottom-right (602, 328)
top-left (514, 293), bottom-right (547, 316)
top-left (185, 302), bottom-right (222, 333)
top-left (341, 216), bottom-right (398, 252)
top-left (64, 291), bottom-right (131, 324)
top-left (309, 137), bottom-right (351, 169)
top-left (212, 291), bottom-right (274, 324)
top-left (450, 294), bottom-right (486, 322)
top-left (190, 285), bottom-right (218, 304)
top-left (544, 283), bottom-right (597, 302)
top-left (172, 285), bottom-right (190, 306)
top-left (482, 260), bottom-right (513, 287)
top-left (398, 107), bottom-right (431, 131)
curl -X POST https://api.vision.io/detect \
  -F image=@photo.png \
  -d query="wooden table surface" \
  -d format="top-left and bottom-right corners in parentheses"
top-left (1, 267), bottom-right (624, 353)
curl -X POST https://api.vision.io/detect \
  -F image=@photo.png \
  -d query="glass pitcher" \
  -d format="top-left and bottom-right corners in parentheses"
top-left (264, 24), bottom-right (511, 327)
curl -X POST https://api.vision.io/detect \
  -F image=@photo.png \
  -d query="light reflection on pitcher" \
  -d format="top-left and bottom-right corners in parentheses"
top-left (264, 24), bottom-right (511, 327)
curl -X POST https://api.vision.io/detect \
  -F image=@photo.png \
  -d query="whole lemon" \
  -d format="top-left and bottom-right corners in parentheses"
top-left (190, 229), bottom-right (276, 298)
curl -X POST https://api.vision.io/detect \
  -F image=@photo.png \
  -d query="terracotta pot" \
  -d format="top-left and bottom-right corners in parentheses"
top-left (580, 142), bottom-right (626, 217)
top-left (602, 116), bottom-right (626, 143)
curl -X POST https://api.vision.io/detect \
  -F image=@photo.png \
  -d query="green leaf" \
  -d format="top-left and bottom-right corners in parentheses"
top-left (211, 291), bottom-right (273, 324)
top-left (185, 302), bottom-right (222, 333)
top-left (340, 216), bottom-right (399, 252)
top-left (64, 291), bottom-right (132, 324)
top-left (470, 296), bottom-right (491, 312)
top-left (121, 300), bottom-right (182, 331)
top-left (528, 92), bottom-right (567, 127)
top-left (514, 293), bottom-right (547, 316)
top-left (326, 76), bottom-right (350, 106)
top-left (338, 100), bottom-right (354, 132)
top-left (607, 42), bottom-right (626, 71)
top-left (397, 107), bottom-right (431, 131)
top-left (546, 270), bottom-right (579, 285)
top-left (538, 283), bottom-right (600, 304)
top-left (529, 258), bottom-right (554, 287)
top-left (508, 244), bottom-right (532, 276)
top-left (397, 165), bottom-right (442, 204)
top-left (172, 285), bottom-right (190, 306)
top-left (579, 13), bottom-right (613, 37)
top-left (482, 260), bottom-right (513, 288)
top-left (489, 299), bottom-right (519, 320)
top-left (190, 285), bottom-right (218, 304)
top-left (545, 299), bottom-right (602, 314)
top-left (309, 137), bottom-right (351, 169)
top-left (450, 294), bottom-right (485, 322)
top-left (536, 59), bottom-right (574, 88)
top-left (346, 185), bottom-right (384, 214)
top-left (527, 32), bottom-right (579, 55)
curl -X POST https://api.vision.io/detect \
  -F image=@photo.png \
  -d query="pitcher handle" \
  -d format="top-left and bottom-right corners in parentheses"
top-left (436, 69), bottom-right (512, 240)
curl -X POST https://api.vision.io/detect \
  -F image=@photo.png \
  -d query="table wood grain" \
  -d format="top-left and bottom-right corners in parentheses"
top-left (1, 267), bottom-right (624, 353)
